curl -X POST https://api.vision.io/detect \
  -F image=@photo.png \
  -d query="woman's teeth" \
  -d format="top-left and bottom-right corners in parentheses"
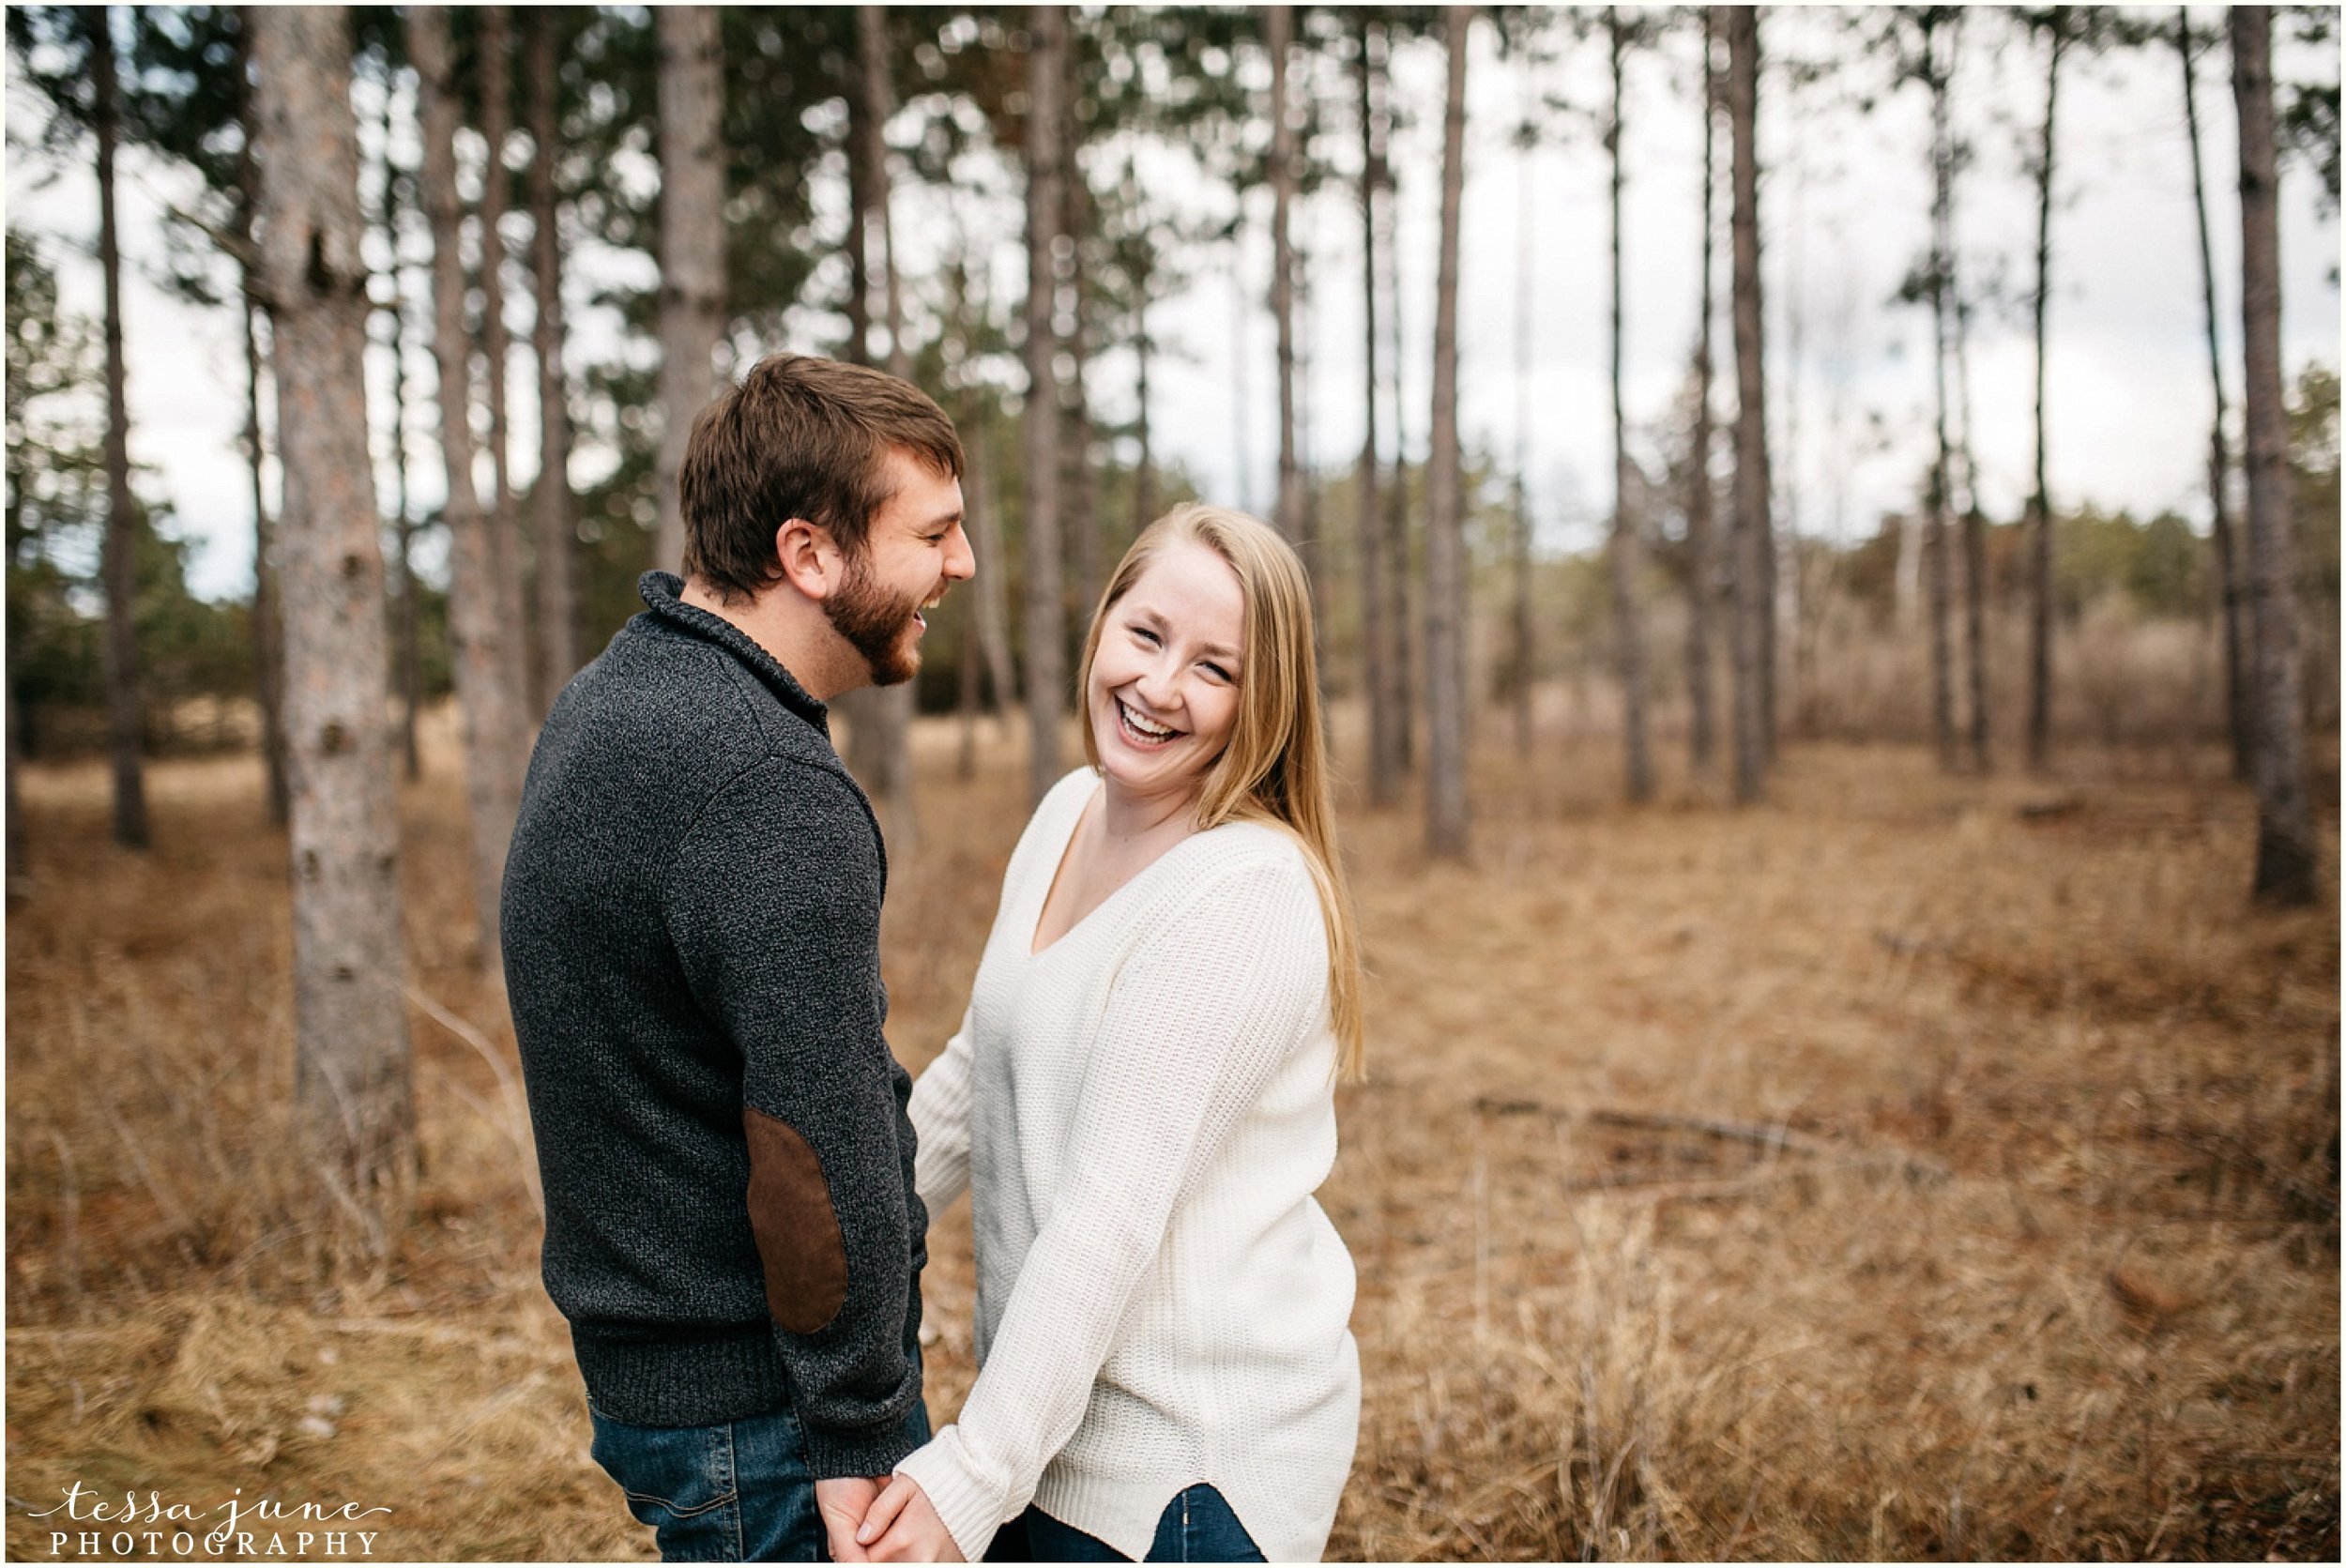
top-left (1118, 699), bottom-right (1176, 743)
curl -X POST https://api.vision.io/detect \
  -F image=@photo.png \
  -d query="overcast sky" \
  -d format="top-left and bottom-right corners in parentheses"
top-left (6, 6), bottom-right (2339, 602)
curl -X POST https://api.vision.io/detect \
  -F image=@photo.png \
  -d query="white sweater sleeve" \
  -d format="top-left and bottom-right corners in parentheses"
top-left (908, 1010), bottom-right (976, 1217)
top-left (893, 849), bottom-right (1329, 1560)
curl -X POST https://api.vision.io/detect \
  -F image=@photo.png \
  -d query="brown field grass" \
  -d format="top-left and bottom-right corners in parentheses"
top-left (6, 701), bottom-right (2338, 1561)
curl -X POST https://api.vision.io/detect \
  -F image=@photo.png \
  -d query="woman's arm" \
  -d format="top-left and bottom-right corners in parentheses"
top-left (907, 1011), bottom-right (977, 1218)
top-left (879, 848), bottom-right (1330, 1561)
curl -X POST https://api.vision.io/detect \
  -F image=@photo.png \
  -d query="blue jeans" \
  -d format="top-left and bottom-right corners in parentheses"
top-left (588, 1393), bottom-right (931, 1561)
top-left (986, 1485), bottom-right (1265, 1563)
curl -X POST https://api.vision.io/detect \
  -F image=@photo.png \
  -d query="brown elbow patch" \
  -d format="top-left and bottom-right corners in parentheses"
top-left (742, 1106), bottom-right (849, 1334)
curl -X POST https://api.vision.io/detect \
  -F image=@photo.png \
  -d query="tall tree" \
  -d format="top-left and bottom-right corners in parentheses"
top-left (233, 16), bottom-right (289, 823)
top-left (652, 6), bottom-right (726, 573)
top-left (1357, 12), bottom-right (1402, 807)
top-left (86, 6), bottom-right (149, 849)
top-left (415, 6), bottom-right (531, 968)
top-left (839, 3), bottom-right (921, 858)
top-left (1270, 5), bottom-right (1302, 557)
top-left (478, 6), bottom-right (529, 707)
top-left (2181, 8), bottom-right (2251, 782)
top-left (1724, 4), bottom-right (1770, 804)
top-left (249, 3), bottom-right (416, 1230)
top-left (1022, 6), bottom-right (1070, 806)
top-left (527, 8), bottom-right (579, 711)
top-left (1916, 8), bottom-right (1960, 772)
top-left (1686, 8), bottom-right (1720, 776)
top-left (1607, 12), bottom-right (1653, 804)
top-left (374, 57), bottom-right (421, 783)
top-left (2024, 6), bottom-right (2068, 772)
top-left (2231, 7), bottom-right (2315, 907)
top-left (1424, 5), bottom-right (1470, 860)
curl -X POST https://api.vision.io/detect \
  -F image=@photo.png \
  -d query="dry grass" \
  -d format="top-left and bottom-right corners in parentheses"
top-left (6, 700), bottom-right (2338, 1561)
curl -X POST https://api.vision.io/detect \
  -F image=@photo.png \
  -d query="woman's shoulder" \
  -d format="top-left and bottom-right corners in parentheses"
top-left (1160, 819), bottom-right (1324, 934)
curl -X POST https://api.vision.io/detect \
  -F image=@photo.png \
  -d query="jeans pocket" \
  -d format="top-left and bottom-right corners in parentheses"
top-left (590, 1413), bottom-right (742, 1559)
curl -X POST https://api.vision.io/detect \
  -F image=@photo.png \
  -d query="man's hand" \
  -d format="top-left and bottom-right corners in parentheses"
top-left (856, 1473), bottom-right (965, 1563)
top-left (815, 1476), bottom-right (887, 1563)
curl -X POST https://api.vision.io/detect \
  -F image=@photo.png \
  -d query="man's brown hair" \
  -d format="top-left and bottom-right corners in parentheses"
top-left (678, 354), bottom-right (964, 603)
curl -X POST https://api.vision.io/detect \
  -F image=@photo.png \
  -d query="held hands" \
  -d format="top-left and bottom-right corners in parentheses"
top-left (815, 1477), bottom-right (885, 1563)
top-left (854, 1473), bottom-right (964, 1562)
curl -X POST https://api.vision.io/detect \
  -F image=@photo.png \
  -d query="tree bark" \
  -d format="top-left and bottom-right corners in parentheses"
top-left (1687, 9), bottom-right (1719, 776)
top-left (653, 6), bottom-right (726, 573)
top-left (840, 2), bottom-right (920, 860)
top-left (374, 79), bottom-right (421, 783)
top-left (415, 6), bottom-right (532, 969)
top-left (1379, 19), bottom-right (1415, 776)
top-left (1022, 6), bottom-right (1069, 806)
top-left (249, 2), bottom-right (416, 1230)
top-left (1424, 7), bottom-right (1470, 860)
top-left (1925, 14), bottom-right (1958, 773)
top-left (1359, 15), bottom-right (1400, 807)
top-left (952, 237), bottom-right (1018, 715)
top-left (2181, 8), bottom-right (2251, 783)
top-left (87, 6), bottom-right (149, 849)
top-left (478, 6), bottom-right (530, 711)
top-left (2026, 9), bottom-right (2065, 771)
top-left (243, 298), bottom-right (289, 825)
top-left (2231, 8), bottom-right (2315, 906)
top-left (1271, 5), bottom-right (1302, 556)
top-left (1725, 5), bottom-right (1770, 805)
top-left (1608, 16), bottom-right (1653, 804)
top-left (528, 8), bottom-right (578, 711)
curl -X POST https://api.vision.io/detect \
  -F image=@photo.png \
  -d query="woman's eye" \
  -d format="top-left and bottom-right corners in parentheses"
top-left (1130, 626), bottom-right (1161, 646)
top-left (1202, 663), bottom-right (1232, 683)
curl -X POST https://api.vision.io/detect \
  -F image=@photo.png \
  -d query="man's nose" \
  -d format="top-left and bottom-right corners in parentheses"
top-left (942, 522), bottom-right (976, 583)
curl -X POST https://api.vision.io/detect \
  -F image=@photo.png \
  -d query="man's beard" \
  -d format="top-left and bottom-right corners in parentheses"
top-left (825, 552), bottom-right (926, 688)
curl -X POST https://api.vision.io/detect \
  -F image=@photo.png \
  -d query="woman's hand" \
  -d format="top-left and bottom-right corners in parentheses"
top-left (856, 1472), bottom-right (965, 1562)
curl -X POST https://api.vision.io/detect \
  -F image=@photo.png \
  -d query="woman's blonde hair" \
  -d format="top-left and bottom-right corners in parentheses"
top-left (1077, 503), bottom-right (1366, 1078)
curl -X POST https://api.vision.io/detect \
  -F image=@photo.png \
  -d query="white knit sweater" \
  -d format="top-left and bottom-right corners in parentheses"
top-left (898, 768), bottom-right (1361, 1563)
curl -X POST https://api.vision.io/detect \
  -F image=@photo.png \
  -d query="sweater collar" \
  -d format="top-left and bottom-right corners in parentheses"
top-left (637, 571), bottom-right (832, 734)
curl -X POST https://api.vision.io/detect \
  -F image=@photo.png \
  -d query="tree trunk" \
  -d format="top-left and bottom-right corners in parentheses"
top-left (375, 79), bottom-right (421, 782)
top-left (1379, 25), bottom-right (1416, 776)
top-left (249, 2), bottom-right (416, 1233)
top-left (2231, 8), bottom-right (2315, 906)
top-left (528, 8), bottom-right (578, 712)
top-left (2182, 8), bottom-right (2251, 783)
top-left (1725, 5), bottom-right (1770, 805)
top-left (2026, 10), bottom-right (2065, 771)
top-left (839, 2), bottom-right (920, 860)
top-left (478, 6), bottom-right (530, 712)
top-left (1687, 9), bottom-right (1719, 776)
top-left (415, 6), bottom-right (532, 969)
top-left (1424, 7), bottom-right (1470, 860)
top-left (1064, 163), bottom-right (1102, 622)
top-left (952, 240), bottom-right (1018, 716)
top-left (1511, 66), bottom-right (1534, 764)
top-left (1359, 15), bottom-right (1399, 808)
top-left (1271, 5), bottom-right (1302, 556)
top-left (1608, 16), bottom-right (1653, 804)
top-left (652, 6), bottom-right (726, 573)
top-left (88, 6), bottom-right (148, 849)
top-left (1925, 15), bottom-right (1958, 773)
top-left (1022, 6), bottom-right (1069, 806)
top-left (233, 21), bottom-right (291, 825)
top-left (244, 298), bottom-right (289, 825)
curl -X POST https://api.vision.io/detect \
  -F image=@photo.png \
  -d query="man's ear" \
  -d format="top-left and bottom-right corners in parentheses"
top-left (771, 517), bottom-right (838, 602)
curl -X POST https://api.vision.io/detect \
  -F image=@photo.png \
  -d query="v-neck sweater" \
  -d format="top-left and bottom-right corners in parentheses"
top-left (898, 769), bottom-right (1361, 1563)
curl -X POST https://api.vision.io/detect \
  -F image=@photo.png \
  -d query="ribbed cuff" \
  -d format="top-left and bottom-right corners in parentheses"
top-left (894, 1425), bottom-right (1006, 1563)
top-left (800, 1405), bottom-right (926, 1483)
top-left (571, 1322), bottom-right (788, 1427)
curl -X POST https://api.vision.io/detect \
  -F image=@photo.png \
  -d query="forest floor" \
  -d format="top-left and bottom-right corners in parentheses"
top-left (5, 706), bottom-right (2339, 1561)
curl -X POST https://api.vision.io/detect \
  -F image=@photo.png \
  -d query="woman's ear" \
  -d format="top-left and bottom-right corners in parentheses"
top-left (771, 517), bottom-right (836, 602)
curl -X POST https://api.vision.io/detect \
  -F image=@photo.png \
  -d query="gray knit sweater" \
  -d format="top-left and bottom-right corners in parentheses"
top-left (503, 571), bottom-right (926, 1477)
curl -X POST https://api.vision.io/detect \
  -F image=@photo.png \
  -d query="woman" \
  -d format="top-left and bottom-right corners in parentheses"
top-left (857, 504), bottom-right (1364, 1563)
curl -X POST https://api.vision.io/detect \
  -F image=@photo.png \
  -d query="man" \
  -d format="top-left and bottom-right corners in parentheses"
top-left (504, 355), bottom-right (973, 1561)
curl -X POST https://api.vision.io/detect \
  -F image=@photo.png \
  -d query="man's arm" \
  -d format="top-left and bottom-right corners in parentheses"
top-left (664, 757), bottom-right (926, 1480)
